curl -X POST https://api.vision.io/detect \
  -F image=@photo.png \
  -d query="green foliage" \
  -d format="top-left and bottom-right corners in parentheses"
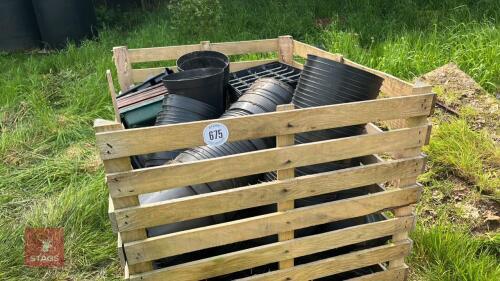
top-left (410, 224), bottom-right (500, 281)
top-left (0, 1), bottom-right (499, 280)
top-left (168, 0), bottom-right (222, 36)
top-left (425, 119), bottom-right (499, 195)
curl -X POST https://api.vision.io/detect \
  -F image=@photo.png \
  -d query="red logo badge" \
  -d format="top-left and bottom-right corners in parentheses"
top-left (24, 228), bottom-right (64, 268)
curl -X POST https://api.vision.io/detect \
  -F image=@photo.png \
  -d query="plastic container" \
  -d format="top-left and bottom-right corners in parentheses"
top-left (0, 0), bottom-right (40, 52)
top-left (32, 0), bottom-right (97, 49)
top-left (162, 68), bottom-right (225, 112)
top-left (176, 50), bottom-right (229, 84)
top-left (228, 62), bottom-right (301, 102)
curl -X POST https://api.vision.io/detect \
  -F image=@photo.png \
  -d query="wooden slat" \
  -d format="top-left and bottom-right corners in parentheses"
top-left (107, 126), bottom-right (429, 198)
top-left (390, 115), bottom-right (430, 270)
top-left (117, 233), bottom-right (126, 268)
top-left (276, 104), bottom-right (295, 269)
top-left (131, 67), bottom-right (171, 83)
top-left (114, 157), bottom-right (424, 232)
top-left (236, 241), bottom-right (411, 281)
top-left (106, 70), bottom-right (121, 122)
top-left (130, 59), bottom-right (278, 83)
top-left (128, 43), bottom-right (201, 63)
top-left (96, 94), bottom-right (435, 160)
top-left (108, 196), bottom-right (117, 232)
top-left (209, 38), bottom-right (278, 55)
top-left (124, 186), bottom-right (421, 264)
top-left (345, 265), bottom-right (408, 281)
top-left (113, 46), bottom-right (134, 91)
top-left (128, 217), bottom-right (414, 281)
top-left (292, 60), bottom-right (303, 69)
top-left (342, 58), bottom-right (416, 97)
top-left (278, 35), bottom-right (293, 64)
top-left (383, 83), bottom-right (435, 129)
top-left (127, 38), bottom-right (278, 63)
top-left (230, 59), bottom-right (278, 72)
top-left (93, 119), bottom-right (152, 273)
top-left (293, 40), bottom-right (343, 62)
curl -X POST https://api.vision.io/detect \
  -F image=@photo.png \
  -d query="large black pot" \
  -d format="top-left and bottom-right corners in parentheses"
top-left (177, 51), bottom-right (230, 108)
top-left (32, 0), bottom-right (97, 49)
top-left (0, 0), bottom-right (40, 51)
top-left (162, 67), bottom-right (225, 113)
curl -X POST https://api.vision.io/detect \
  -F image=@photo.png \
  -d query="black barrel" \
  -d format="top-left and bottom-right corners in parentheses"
top-left (32, 0), bottom-right (97, 49)
top-left (162, 67), bottom-right (225, 113)
top-left (0, 0), bottom-right (40, 51)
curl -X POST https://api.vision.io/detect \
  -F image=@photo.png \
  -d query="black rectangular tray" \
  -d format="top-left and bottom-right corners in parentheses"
top-left (228, 61), bottom-right (301, 102)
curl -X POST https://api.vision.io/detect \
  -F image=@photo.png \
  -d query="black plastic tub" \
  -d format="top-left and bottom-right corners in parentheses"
top-left (0, 0), bottom-right (40, 52)
top-left (177, 50), bottom-right (229, 82)
top-left (32, 0), bottom-right (97, 49)
top-left (177, 51), bottom-right (230, 108)
top-left (162, 68), bottom-right (225, 112)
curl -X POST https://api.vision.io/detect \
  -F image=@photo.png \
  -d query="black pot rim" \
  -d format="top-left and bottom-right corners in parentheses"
top-left (300, 66), bottom-right (382, 93)
top-left (162, 67), bottom-right (224, 83)
top-left (306, 54), bottom-right (384, 83)
top-left (176, 51), bottom-right (229, 69)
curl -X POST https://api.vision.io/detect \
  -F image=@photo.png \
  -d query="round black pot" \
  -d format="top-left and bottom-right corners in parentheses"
top-left (306, 54), bottom-right (384, 85)
top-left (32, 0), bottom-right (97, 49)
top-left (162, 68), bottom-right (225, 113)
top-left (177, 50), bottom-right (229, 82)
top-left (177, 51), bottom-right (230, 108)
top-left (296, 70), bottom-right (380, 101)
top-left (0, 0), bottom-right (40, 52)
top-left (247, 78), bottom-right (294, 104)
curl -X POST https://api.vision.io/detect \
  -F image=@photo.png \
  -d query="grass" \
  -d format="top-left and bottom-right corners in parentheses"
top-left (410, 224), bottom-right (500, 281)
top-left (0, 0), bottom-right (499, 280)
top-left (424, 119), bottom-right (499, 195)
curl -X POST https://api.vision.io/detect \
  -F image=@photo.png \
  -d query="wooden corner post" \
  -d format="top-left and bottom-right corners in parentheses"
top-left (200, 40), bottom-right (211, 50)
top-left (93, 119), bottom-right (153, 275)
top-left (113, 46), bottom-right (134, 92)
top-left (278, 35), bottom-right (294, 65)
top-left (389, 83), bottom-right (434, 271)
top-left (276, 104), bottom-right (295, 269)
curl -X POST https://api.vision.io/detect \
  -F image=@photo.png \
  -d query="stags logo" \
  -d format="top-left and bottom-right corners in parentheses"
top-left (25, 228), bottom-right (64, 268)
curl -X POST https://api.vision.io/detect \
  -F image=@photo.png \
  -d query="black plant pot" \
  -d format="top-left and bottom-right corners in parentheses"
top-left (0, 0), bottom-right (40, 52)
top-left (32, 0), bottom-right (98, 49)
top-left (162, 67), bottom-right (225, 113)
top-left (177, 51), bottom-right (230, 108)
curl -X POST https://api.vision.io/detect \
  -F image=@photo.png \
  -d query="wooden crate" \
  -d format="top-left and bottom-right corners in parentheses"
top-left (95, 35), bottom-right (435, 280)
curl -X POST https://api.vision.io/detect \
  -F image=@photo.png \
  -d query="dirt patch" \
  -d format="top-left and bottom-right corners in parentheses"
top-left (418, 63), bottom-right (499, 141)
top-left (418, 175), bottom-right (499, 234)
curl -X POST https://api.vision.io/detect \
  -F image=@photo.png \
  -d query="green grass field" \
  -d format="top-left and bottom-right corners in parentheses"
top-left (1, 1), bottom-right (498, 280)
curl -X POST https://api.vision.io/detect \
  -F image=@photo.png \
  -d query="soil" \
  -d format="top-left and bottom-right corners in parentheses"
top-left (418, 63), bottom-right (499, 141)
top-left (417, 63), bottom-right (499, 234)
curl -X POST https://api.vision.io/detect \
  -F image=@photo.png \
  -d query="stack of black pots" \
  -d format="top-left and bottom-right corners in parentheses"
top-left (142, 94), bottom-right (221, 167)
top-left (175, 78), bottom-right (294, 200)
top-left (142, 77), bottom-right (293, 236)
top-left (139, 52), bottom-right (230, 167)
top-left (141, 78), bottom-right (293, 269)
top-left (177, 51), bottom-right (230, 110)
top-left (287, 54), bottom-right (384, 206)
